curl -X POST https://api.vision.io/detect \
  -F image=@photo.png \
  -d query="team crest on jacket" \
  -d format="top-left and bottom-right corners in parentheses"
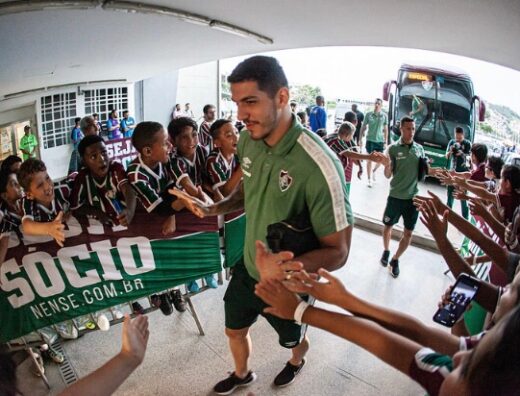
top-left (279, 170), bottom-right (292, 192)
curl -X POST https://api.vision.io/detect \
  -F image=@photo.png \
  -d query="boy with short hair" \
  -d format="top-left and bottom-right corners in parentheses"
top-left (127, 121), bottom-right (177, 234)
top-left (71, 134), bottom-right (136, 227)
top-left (206, 119), bottom-right (242, 202)
top-left (18, 158), bottom-right (68, 246)
top-left (168, 116), bottom-right (216, 291)
top-left (126, 121), bottom-right (186, 313)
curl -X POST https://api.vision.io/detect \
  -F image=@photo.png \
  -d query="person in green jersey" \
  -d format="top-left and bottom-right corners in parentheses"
top-left (171, 55), bottom-right (353, 395)
top-left (380, 116), bottom-right (434, 278)
top-left (19, 125), bottom-right (38, 160)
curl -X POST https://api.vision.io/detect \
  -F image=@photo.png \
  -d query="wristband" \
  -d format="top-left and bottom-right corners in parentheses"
top-left (293, 300), bottom-right (309, 325)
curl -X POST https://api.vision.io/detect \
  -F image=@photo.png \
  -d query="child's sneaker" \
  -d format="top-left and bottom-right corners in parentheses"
top-left (46, 347), bottom-right (64, 364)
top-left (205, 275), bottom-right (218, 289)
top-left (132, 302), bottom-right (145, 315)
top-left (111, 308), bottom-right (124, 320)
top-left (56, 322), bottom-right (78, 339)
top-left (96, 314), bottom-right (110, 331)
top-left (187, 281), bottom-right (200, 293)
top-left (159, 293), bottom-right (173, 316)
top-left (170, 289), bottom-right (186, 312)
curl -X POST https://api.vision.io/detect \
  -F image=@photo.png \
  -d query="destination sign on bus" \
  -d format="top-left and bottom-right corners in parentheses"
top-left (407, 72), bottom-right (431, 81)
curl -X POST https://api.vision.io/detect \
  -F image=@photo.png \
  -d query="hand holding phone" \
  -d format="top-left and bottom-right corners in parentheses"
top-left (433, 273), bottom-right (480, 327)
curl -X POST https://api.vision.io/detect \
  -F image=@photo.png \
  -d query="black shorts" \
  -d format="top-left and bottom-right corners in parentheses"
top-left (382, 196), bottom-right (419, 231)
top-left (224, 260), bottom-right (311, 349)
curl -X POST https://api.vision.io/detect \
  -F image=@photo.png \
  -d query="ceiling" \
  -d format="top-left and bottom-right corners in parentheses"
top-left (0, 0), bottom-right (519, 98)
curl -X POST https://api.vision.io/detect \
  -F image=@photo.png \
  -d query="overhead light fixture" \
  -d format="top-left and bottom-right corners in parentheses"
top-left (209, 21), bottom-right (273, 45)
top-left (102, 1), bottom-right (273, 44)
top-left (102, 1), bottom-right (210, 27)
top-left (0, 0), bottom-right (100, 16)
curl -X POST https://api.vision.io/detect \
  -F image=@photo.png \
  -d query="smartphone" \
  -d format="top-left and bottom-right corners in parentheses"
top-left (433, 273), bottom-right (480, 327)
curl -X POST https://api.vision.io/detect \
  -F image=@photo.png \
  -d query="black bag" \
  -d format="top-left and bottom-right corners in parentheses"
top-left (418, 156), bottom-right (429, 181)
top-left (266, 211), bottom-right (320, 256)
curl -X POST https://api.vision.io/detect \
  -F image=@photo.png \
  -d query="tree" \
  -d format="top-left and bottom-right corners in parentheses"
top-left (290, 84), bottom-right (322, 108)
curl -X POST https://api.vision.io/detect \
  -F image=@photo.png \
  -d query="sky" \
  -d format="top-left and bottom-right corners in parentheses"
top-left (221, 46), bottom-right (520, 115)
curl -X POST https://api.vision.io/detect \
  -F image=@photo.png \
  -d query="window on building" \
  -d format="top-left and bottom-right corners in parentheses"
top-left (84, 87), bottom-right (128, 133)
top-left (40, 92), bottom-right (77, 149)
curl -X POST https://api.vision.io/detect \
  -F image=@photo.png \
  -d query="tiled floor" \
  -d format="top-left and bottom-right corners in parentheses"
top-left (18, 227), bottom-right (455, 396)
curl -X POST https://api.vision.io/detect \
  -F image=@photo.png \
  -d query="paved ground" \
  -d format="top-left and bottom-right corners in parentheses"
top-left (18, 227), bottom-right (455, 396)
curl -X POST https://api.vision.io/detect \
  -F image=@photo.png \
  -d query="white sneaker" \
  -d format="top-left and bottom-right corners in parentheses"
top-left (368, 178), bottom-right (372, 187)
top-left (111, 308), bottom-right (124, 320)
top-left (96, 314), bottom-right (110, 331)
top-left (372, 173), bottom-right (377, 182)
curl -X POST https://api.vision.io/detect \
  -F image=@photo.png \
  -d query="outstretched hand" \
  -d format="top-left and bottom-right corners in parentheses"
top-left (120, 314), bottom-right (149, 367)
top-left (283, 268), bottom-right (353, 308)
top-left (419, 199), bottom-right (449, 239)
top-left (255, 240), bottom-right (303, 281)
top-left (169, 188), bottom-right (210, 218)
top-left (254, 279), bottom-right (301, 320)
top-left (48, 211), bottom-right (66, 247)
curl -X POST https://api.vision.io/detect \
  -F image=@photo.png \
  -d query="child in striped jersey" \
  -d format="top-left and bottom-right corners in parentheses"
top-left (71, 135), bottom-right (136, 227)
top-left (167, 117), bottom-right (216, 291)
top-left (18, 159), bottom-right (69, 247)
top-left (0, 169), bottom-right (23, 277)
top-left (205, 119), bottom-right (242, 202)
top-left (126, 122), bottom-right (177, 235)
top-left (325, 121), bottom-right (385, 198)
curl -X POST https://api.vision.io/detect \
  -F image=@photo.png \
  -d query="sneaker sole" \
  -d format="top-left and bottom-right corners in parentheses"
top-left (380, 260), bottom-right (388, 267)
top-left (389, 266), bottom-right (399, 278)
top-left (214, 372), bottom-right (257, 395)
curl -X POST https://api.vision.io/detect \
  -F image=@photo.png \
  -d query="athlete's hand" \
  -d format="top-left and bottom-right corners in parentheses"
top-left (169, 188), bottom-right (210, 218)
top-left (255, 240), bottom-right (303, 281)
top-left (254, 279), bottom-right (300, 320)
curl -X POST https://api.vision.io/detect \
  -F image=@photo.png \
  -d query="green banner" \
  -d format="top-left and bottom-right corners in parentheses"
top-left (0, 211), bottom-right (223, 343)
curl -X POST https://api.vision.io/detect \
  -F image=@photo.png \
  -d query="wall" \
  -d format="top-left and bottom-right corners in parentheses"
top-left (141, 70), bottom-right (179, 127)
top-left (176, 61), bottom-right (218, 123)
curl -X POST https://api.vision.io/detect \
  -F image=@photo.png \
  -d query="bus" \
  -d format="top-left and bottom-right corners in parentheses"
top-left (383, 64), bottom-right (486, 168)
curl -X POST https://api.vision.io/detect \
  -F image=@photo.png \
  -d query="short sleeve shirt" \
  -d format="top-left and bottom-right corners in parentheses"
top-left (238, 117), bottom-right (353, 280)
top-left (362, 111), bottom-right (387, 143)
top-left (71, 127), bottom-right (84, 150)
top-left (325, 135), bottom-right (353, 183)
top-left (205, 149), bottom-right (240, 190)
top-left (387, 139), bottom-right (425, 199)
top-left (199, 121), bottom-right (213, 150)
top-left (446, 139), bottom-right (471, 171)
top-left (19, 134), bottom-right (38, 160)
top-left (309, 106), bottom-right (327, 132)
top-left (71, 161), bottom-right (128, 222)
top-left (127, 155), bottom-right (173, 213)
top-left (120, 117), bottom-right (135, 137)
top-left (106, 118), bottom-right (122, 140)
top-left (0, 200), bottom-right (21, 237)
top-left (408, 348), bottom-right (453, 396)
top-left (21, 179), bottom-right (70, 222)
top-left (169, 145), bottom-right (208, 188)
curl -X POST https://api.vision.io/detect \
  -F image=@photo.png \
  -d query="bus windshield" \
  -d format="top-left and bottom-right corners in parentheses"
top-left (396, 72), bottom-right (474, 149)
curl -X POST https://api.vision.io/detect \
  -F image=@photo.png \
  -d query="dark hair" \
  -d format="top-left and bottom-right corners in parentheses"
top-left (18, 158), bottom-right (47, 190)
top-left (501, 165), bottom-right (520, 191)
top-left (316, 95), bottom-right (324, 102)
top-left (296, 111), bottom-right (307, 124)
top-left (24, 125), bottom-right (30, 131)
top-left (0, 155), bottom-right (22, 173)
top-left (487, 156), bottom-right (504, 179)
top-left (131, 121), bottom-right (164, 152)
top-left (455, 126), bottom-right (464, 134)
top-left (351, 103), bottom-right (358, 110)
top-left (167, 117), bottom-right (198, 140)
top-left (316, 128), bottom-right (327, 138)
top-left (471, 143), bottom-right (488, 164)
top-left (74, 117), bottom-right (81, 124)
top-left (78, 134), bottom-right (104, 157)
top-left (0, 170), bottom-right (15, 194)
top-left (465, 305), bottom-right (520, 396)
top-left (227, 56), bottom-right (288, 98)
top-left (343, 111), bottom-right (357, 123)
top-left (93, 113), bottom-right (99, 118)
top-left (123, 110), bottom-right (129, 116)
top-left (203, 104), bottom-right (215, 114)
top-left (0, 353), bottom-right (19, 396)
top-left (400, 115), bottom-right (414, 126)
top-left (209, 119), bottom-right (232, 140)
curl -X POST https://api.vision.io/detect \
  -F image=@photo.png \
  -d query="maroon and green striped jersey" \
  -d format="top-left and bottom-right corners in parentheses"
top-left (169, 145), bottom-right (208, 188)
top-left (205, 149), bottom-right (240, 191)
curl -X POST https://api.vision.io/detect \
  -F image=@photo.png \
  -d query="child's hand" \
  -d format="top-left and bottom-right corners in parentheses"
top-left (117, 209), bottom-right (132, 227)
top-left (357, 167), bottom-right (363, 180)
top-left (47, 212), bottom-right (65, 247)
top-left (161, 215), bottom-right (176, 236)
top-left (254, 280), bottom-right (301, 320)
